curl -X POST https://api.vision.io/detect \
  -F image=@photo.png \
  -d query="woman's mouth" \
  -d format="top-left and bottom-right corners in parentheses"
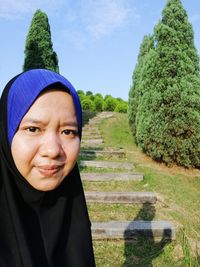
top-left (37, 165), bottom-right (64, 177)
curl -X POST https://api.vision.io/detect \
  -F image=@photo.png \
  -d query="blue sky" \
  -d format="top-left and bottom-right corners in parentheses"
top-left (0, 0), bottom-right (200, 100)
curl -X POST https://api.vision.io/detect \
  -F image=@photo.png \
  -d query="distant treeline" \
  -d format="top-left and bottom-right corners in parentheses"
top-left (77, 90), bottom-right (128, 113)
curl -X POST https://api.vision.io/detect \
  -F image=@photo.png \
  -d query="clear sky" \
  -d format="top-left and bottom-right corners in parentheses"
top-left (0, 0), bottom-right (200, 100)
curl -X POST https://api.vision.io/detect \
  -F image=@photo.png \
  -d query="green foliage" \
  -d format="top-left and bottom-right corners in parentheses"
top-left (114, 102), bottom-right (128, 113)
top-left (103, 96), bottom-right (117, 111)
top-left (95, 93), bottom-right (103, 99)
top-left (79, 91), bottom-right (127, 113)
top-left (104, 94), bottom-right (112, 100)
top-left (86, 91), bottom-right (93, 96)
top-left (129, 0), bottom-right (200, 168)
top-left (128, 34), bottom-right (155, 135)
top-left (23, 10), bottom-right (59, 72)
top-left (81, 98), bottom-right (95, 112)
top-left (88, 95), bottom-right (95, 101)
top-left (94, 96), bottom-right (104, 112)
top-left (77, 90), bottom-right (85, 96)
top-left (79, 94), bottom-right (86, 102)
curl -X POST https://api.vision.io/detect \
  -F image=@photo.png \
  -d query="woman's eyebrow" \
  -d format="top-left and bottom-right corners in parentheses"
top-left (21, 118), bottom-right (78, 127)
top-left (61, 121), bottom-right (78, 127)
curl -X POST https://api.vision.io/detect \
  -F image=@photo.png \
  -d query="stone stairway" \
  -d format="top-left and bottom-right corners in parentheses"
top-left (81, 172), bottom-right (143, 181)
top-left (80, 112), bottom-right (175, 242)
top-left (85, 191), bottom-right (157, 204)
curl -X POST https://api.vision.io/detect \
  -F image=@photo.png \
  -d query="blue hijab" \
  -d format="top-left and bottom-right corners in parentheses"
top-left (7, 69), bottom-right (82, 143)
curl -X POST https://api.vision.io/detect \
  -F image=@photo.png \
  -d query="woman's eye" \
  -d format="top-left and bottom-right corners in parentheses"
top-left (62, 129), bottom-right (78, 136)
top-left (26, 127), bottom-right (40, 133)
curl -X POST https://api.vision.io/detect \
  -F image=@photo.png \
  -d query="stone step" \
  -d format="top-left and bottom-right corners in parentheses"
top-left (81, 139), bottom-right (103, 145)
top-left (82, 133), bottom-right (102, 138)
top-left (92, 220), bottom-right (175, 241)
top-left (85, 192), bottom-right (156, 204)
top-left (82, 126), bottom-right (99, 131)
top-left (81, 172), bottom-right (143, 181)
top-left (82, 136), bottom-right (102, 141)
top-left (80, 149), bottom-right (126, 158)
top-left (97, 112), bottom-right (114, 119)
top-left (88, 120), bottom-right (102, 125)
top-left (80, 160), bottom-right (134, 170)
top-left (82, 132), bottom-right (101, 137)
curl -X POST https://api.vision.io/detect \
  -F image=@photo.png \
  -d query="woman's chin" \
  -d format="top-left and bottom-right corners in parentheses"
top-left (29, 176), bottom-right (65, 192)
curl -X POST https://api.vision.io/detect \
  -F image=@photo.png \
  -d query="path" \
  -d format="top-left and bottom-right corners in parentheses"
top-left (80, 112), bottom-right (175, 262)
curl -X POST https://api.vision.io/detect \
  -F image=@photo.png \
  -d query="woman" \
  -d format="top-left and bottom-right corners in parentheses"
top-left (0, 69), bottom-right (95, 267)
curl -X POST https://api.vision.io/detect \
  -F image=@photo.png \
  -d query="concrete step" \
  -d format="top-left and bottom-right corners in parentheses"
top-left (82, 126), bottom-right (99, 131)
top-left (82, 131), bottom-right (101, 137)
top-left (92, 220), bottom-right (175, 241)
top-left (85, 192), bottom-right (156, 204)
top-left (80, 149), bottom-right (126, 158)
top-left (82, 134), bottom-right (102, 139)
top-left (81, 140), bottom-right (103, 147)
top-left (97, 112), bottom-right (114, 119)
top-left (81, 172), bottom-right (143, 181)
top-left (80, 160), bottom-right (134, 170)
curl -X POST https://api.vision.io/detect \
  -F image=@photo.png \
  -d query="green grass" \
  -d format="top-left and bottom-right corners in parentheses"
top-left (99, 113), bottom-right (136, 149)
top-left (82, 112), bottom-right (200, 266)
top-left (88, 203), bottom-right (158, 222)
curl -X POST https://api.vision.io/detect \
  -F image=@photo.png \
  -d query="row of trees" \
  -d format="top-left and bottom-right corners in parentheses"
top-left (77, 90), bottom-right (127, 113)
top-left (23, 10), bottom-right (127, 113)
top-left (128, 0), bottom-right (200, 168)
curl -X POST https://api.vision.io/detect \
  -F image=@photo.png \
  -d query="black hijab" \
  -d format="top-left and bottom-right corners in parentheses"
top-left (0, 69), bottom-right (95, 267)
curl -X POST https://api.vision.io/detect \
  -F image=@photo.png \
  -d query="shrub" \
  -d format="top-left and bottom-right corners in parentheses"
top-left (95, 93), bottom-right (103, 99)
top-left (115, 102), bottom-right (128, 113)
top-left (86, 91), bottom-right (93, 96)
top-left (77, 90), bottom-right (85, 96)
top-left (81, 98), bottom-right (95, 112)
top-left (94, 96), bottom-right (104, 112)
top-left (103, 97), bottom-right (117, 111)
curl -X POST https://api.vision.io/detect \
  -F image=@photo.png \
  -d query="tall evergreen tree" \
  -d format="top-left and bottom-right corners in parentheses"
top-left (135, 0), bottom-right (200, 167)
top-left (128, 35), bottom-right (155, 135)
top-left (23, 10), bottom-right (59, 73)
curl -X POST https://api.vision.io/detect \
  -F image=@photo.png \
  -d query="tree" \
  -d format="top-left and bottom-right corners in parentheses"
top-left (103, 96), bottom-right (117, 111)
top-left (23, 9), bottom-right (59, 72)
top-left (128, 35), bottom-right (155, 135)
top-left (94, 96), bottom-right (104, 112)
top-left (95, 93), bottom-right (103, 99)
top-left (114, 102), bottom-right (128, 113)
top-left (135, 0), bottom-right (200, 168)
top-left (81, 98), bottom-right (95, 112)
top-left (86, 91), bottom-right (93, 96)
top-left (77, 90), bottom-right (85, 96)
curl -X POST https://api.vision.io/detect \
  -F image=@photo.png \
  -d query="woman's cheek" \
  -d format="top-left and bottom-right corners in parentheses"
top-left (63, 139), bottom-right (80, 160)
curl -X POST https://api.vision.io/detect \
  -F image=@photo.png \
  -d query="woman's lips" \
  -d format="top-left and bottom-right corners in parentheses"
top-left (37, 165), bottom-right (64, 177)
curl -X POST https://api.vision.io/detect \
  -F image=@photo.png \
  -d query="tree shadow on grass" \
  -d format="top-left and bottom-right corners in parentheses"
top-left (123, 202), bottom-right (172, 267)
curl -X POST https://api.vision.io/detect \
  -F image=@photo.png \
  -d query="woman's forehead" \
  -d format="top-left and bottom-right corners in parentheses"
top-left (21, 90), bottom-right (77, 123)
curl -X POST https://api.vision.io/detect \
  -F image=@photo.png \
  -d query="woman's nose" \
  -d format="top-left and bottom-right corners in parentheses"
top-left (39, 132), bottom-right (63, 158)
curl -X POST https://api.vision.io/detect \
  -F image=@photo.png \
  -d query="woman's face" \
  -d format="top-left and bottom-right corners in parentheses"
top-left (11, 89), bottom-right (80, 191)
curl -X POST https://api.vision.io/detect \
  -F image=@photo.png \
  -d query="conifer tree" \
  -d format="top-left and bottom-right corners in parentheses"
top-left (128, 35), bottom-right (154, 135)
top-left (135, 0), bottom-right (200, 167)
top-left (23, 10), bottom-right (59, 72)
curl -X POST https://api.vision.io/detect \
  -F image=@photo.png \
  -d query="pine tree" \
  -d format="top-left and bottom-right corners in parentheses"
top-left (135, 0), bottom-right (200, 168)
top-left (128, 35), bottom-right (155, 135)
top-left (23, 10), bottom-right (59, 72)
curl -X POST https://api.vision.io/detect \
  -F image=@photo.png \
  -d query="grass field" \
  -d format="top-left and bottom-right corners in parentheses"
top-left (82, 112), bottom-right (200, 267)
